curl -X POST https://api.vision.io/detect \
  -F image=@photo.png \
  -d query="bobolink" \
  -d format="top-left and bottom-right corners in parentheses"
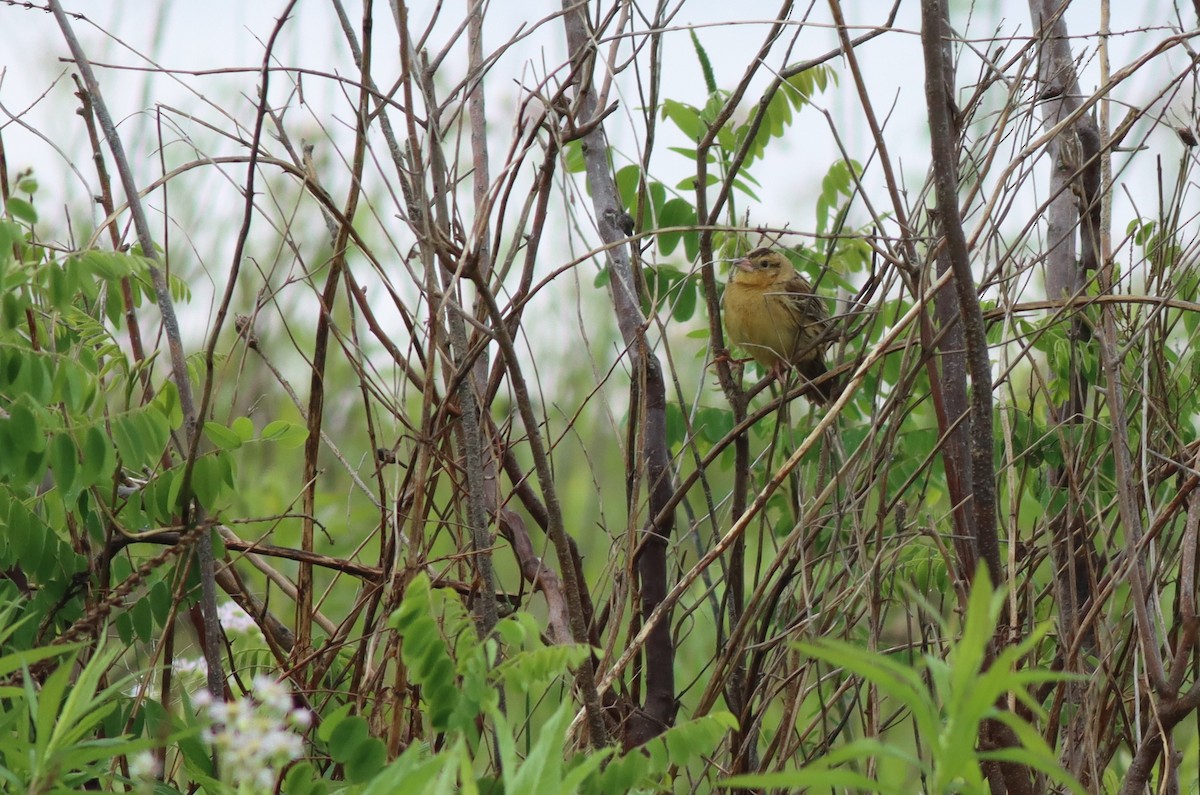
top-left (722, 247), bottom-right (834, 403)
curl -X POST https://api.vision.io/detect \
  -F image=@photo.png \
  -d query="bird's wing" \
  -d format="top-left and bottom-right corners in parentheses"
top-left (772, 272), bottom-right (830, 330)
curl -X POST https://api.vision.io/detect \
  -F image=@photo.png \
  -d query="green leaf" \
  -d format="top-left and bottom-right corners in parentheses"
top-left (615, 165), bottom-right (641, 212)
top-left (154, 381), bottom-right (184, 430)
top-left (203, 421), bottom-right (242, 451)
top-left (317, 703), bottom-right (354, 745)
top-left (676, 174), bottom-right (718, 191)
top-left (765, 90), bottom-right (793, 137)
top-left (149, 579), bottom-right (172, 628)
top-left (0, 220), bottom-right (21, 273)
top-left (80, 424), bottom-right (116, 489)
top-left (230, 415), bottom-right (255, 442)
top-left (731, 177), bottom-right (760, 201)
top-left (493, 644), bottom-right (589, 694)
top-left (684, 229), bottom-right (700, 263)
top-left (360, 743), bottom-right (459, 795)
top-left (389, 574), bottom-right (461, 731)
top-left (50, 432), bottom-right (79, 499)
top-left (131, 592), bottom-right (153, 642)
top-left (141, 407), bottom-right (171, 459)
top-left (696, 406), bottom-right (734, 446)
top-left (190, 455), bottom-right (226, 511)
top-left (670, 277), bottom-right (697, 322)
top-left (328, 714), bottom-right (369, 763)
top-left (6, 197), bottom-right (37, 225)
top-left (656, 198), bottom-right (696, 256)
top-left (345, 736), bottom-right (388, 783)
top-left (661, 99), bottom-right (705, 141)
top-left (664, 402), bottom-right (685, 450)
top-left (497, 703), bottom-right (578, 795)
top-left (25, 352), bottom-right (51, 404)
top-left (723, 768), bottom-right (881, 791)
top-left (2, 291), bottom-right (23, 332)
top-left (261, 420), bottom-right (308, 449)
top-left (111, 415), bottom-right (143, 468)
top-left (78, 250), bottom-right (137, 281)
top-left (6, 398), bottom-right (43, 454)
top-left (283, 762), bottom-right (328, 795)
top-left (667, 146), bottom-right (707, 161)
top-left (783, 65), bottom-right (837, 110)
top-left (17, 447), bottom-right (48, 488)
top-left (562, 140), bottom-right (586, 173)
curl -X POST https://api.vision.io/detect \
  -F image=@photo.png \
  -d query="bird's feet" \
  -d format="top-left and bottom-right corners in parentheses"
top-left (710, 351), bottom-right (753, 370)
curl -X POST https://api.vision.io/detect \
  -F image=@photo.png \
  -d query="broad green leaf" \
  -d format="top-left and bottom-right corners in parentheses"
top-left (390, 574), bottom-right (460, 730)
top-left (671, 278), bottom-right (697, 322)
top-left (230, 415), bottom-right (254, 442)
top-left (6, 197), bottom-right (37, 225)
top-left (111, 415), bottom-right (143, 468)
top-left (261, 420), bottom-right (308, 449)
top-left (661, 99), bottom-right (705, 141)
top-left (80, 424), bottom-right (115, 489)
top-left (657, 197), bottom-right (695, 256)
top-left (615, 165), bottom-right (641, 211)
top-left (131, 593), bottom-right (153, 643)
top-left (562, 140), bottom-right (586, 173)
top-left (50, 432), bottom-right (79, 499)
top-left (676, 174), bottom-right (718, 191)
top-left (6, 398), bottom-right (43, 454)
top-left (154, 381), bottom-right (184, 430)
top-left (203, 421), bottom-right (242, 451)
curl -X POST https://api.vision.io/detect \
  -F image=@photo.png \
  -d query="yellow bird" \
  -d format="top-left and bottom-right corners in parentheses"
top-left (722, 247), bottom-right (834, 403)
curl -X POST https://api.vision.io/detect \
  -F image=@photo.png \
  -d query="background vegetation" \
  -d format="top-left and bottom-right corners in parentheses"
top-left (1, 0), bottom-right (1199, 792)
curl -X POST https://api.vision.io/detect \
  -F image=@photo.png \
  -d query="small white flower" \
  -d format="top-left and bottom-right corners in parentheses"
top-left (174, 656), bottom-right (209, 679)
top-left (129, 750), bottom-right (160, 779)
top-left (217, 602), bottom-right (260, 635)
top-left (200, 676), bottom-right (309, 790)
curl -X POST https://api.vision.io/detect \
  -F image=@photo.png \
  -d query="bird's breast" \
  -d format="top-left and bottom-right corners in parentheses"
top-left (724, 283), bottom-right (795, 368)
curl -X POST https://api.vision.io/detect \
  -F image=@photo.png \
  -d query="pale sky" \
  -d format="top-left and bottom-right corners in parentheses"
top-left (1, 1), bottom-right (1194, 351)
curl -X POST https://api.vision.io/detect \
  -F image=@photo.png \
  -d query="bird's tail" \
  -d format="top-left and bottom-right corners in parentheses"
top-left (799, 358), bottom-right (837, 405)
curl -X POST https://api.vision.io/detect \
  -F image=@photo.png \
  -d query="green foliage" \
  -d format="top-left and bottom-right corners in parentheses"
top-left (0, 178), bottom-right (312, 653)
top-left (384, 573), bottom-right (735, 794)
top-left (3, 8), bottom-right (1173, 790)
top-left (0, 629), bottom-right (154, 793)
top-left (316, 705), bottom-right (388, 784)
top-left (203, 417), bottom-right (308, 451)
top-left (391, 574), bottom-right (474, 733)
top-left (605, 46), bottom-right (838, 333)
top-left (722, 572), bottom-right (1085, 794)
top-left (585, 712), bottom-right (737, 795)
top-left (815, 159), bottom-right (864, 239)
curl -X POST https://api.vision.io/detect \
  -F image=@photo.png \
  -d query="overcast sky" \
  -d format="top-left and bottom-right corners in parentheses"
top-left (1, 1), bottom-right (1194, 354)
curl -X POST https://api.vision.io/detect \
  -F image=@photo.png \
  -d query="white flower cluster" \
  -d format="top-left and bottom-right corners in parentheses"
top-left (217, 602), bottom-right (261, 636)
top-left (128, 750), bottom-right (161, 793)
top-left (196, 676), bottom-right (312, 791)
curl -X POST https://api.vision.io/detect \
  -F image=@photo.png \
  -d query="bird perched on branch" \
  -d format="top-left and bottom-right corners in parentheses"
top-left (722, 247), bottom-right (834, 403)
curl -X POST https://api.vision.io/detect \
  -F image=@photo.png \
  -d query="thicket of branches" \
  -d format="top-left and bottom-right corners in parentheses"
top-left (2, 0), bottom-right (1200, 792)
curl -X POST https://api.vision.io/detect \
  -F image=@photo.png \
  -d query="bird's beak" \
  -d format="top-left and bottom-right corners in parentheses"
top-left (734, 258), bottom-right (755, 273)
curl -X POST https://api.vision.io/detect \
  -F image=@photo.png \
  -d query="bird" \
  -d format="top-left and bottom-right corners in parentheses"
top-left (722, 247), bottom-right (834, 403)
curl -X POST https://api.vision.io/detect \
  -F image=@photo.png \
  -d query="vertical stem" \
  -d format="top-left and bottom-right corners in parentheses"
top-left (436, 2), bottom-right (501, 639)
top-left (297, 2), bottom-right (372, 665)
top-left (919, 0), bottom-right (1001, 585)
top-left (558, 0), bottom-right (676, 745)
top-left (47, 0), bottom-right (229, 700)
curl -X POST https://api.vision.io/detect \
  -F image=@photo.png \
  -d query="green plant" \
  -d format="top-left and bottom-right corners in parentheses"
top-left (722, 572), bottom-right (1085, 794)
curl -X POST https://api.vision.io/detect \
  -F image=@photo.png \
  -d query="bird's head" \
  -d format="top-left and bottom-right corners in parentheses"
top-left (732, 247), bottom-right (789, 286)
